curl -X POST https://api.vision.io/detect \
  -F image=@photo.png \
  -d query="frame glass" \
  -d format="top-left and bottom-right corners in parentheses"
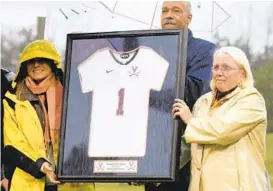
top-left (58, 29), bottom-right (188, 182)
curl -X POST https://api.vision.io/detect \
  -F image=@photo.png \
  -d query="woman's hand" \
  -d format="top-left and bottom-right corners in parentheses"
top-left (1, 178), bottom-right (9, 191)
top-left (41, 162), bottom-right (60, 184)
top-left (172, 99), bottom-right (193, 124)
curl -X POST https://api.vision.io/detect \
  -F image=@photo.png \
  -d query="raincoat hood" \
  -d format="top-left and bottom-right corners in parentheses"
top-left (19, 40), bottom-right (61, 68)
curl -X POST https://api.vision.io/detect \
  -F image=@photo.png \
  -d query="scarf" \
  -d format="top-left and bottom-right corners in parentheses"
top-left (25, 74), bottom-right (63, 157)
top-left (215, 86), bottom-right (238, 101)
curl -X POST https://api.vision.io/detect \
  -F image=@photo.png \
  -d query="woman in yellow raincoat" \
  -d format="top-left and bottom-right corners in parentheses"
top-left (3, 40), bottom-right (95, 191)
top-left (172, 46), bottom-right (269, 191)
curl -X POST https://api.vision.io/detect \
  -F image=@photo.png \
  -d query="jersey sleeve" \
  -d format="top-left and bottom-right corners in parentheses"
top-left (149, 49), bottom-right (169, 91)
top-left (77, 51), bottom-right (102, 93)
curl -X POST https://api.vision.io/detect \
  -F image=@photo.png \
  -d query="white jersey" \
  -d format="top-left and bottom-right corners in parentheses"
top-left (78, 46), bottom-right (169, 157)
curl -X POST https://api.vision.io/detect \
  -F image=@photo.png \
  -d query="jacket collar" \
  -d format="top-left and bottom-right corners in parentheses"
top-left (218, 86), bottom-right (241, 101)
top-left (188, 29), bottom-right (193, 45)
top-left (215, 86), bottom-right (238, 101)
top-left (5, 81), bottom-right (39, 106)
top-left (211, 87), bottom-right (241, 107)
top-left (202, 87), bottom-right (242, 108)
top-left (19, 82), bottom-right (40, 102)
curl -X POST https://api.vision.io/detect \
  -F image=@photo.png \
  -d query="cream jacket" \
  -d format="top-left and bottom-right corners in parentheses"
top-left (184, 87), bottom-right (268, 191)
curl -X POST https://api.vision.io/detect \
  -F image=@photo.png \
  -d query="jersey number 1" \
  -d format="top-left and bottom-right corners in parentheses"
top-left (116, 88), bottom-right (125, 116)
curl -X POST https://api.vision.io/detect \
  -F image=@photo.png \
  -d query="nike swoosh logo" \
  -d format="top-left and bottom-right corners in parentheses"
top-left (106, 70), bottom-right (114, 73)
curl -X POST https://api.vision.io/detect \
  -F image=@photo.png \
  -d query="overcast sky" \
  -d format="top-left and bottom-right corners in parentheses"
top-left (1, 1), bottom-right (273, 55)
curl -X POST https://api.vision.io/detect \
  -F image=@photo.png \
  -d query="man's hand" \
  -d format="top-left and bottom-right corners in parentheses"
top-left (41, 162), bottom-right (60, 184)
top-left (172, 98), bottom-right (193, 124)
top-left (1, 178), bottom-right (9, 191)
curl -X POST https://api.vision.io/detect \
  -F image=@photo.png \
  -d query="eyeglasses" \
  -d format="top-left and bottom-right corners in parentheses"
top-left (212, 65), bottom-right (241, 74)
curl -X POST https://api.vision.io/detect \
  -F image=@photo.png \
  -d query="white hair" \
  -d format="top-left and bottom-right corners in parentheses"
top-left (210, 46), bottom-right (254, 91)
top-left (162, 1), bottom-right (192, 14)
top-left (184, 1), bottom-right (192, 14)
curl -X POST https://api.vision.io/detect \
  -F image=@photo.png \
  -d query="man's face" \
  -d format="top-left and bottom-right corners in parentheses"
top-left (161, 1), bottom-right (192, 29)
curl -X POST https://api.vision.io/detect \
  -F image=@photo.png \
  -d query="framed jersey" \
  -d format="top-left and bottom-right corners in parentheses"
top-left (58, 29), bottom-right (188, 182)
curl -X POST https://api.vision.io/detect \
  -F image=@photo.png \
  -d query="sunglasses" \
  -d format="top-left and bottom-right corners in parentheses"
top-left (27, 58), bottom-right (52, 65)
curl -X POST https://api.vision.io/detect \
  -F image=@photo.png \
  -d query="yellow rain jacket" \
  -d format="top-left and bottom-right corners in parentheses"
top-left (3, 40), bottom-right (95, 191)
top-left (184, 87), bottom-right (268, 191)
top-left (3, 90), bottom-right (95, 191)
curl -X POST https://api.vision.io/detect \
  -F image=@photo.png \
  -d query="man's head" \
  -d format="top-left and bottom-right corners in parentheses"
top-left (161, 1), bottom-right (192, 29)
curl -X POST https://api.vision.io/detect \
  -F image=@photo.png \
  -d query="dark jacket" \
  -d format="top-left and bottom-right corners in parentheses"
top-left (1, 68), bottom-right (15, 171)
top-left (185, 29), bottom-right (216, 110)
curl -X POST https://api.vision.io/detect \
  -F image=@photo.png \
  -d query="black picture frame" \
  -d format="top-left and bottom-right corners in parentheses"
top-left (58, 29), bottom-right (188, 182)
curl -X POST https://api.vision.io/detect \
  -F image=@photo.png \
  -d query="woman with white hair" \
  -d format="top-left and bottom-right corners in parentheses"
top-left (172, 46), bottom-right (269, 191)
